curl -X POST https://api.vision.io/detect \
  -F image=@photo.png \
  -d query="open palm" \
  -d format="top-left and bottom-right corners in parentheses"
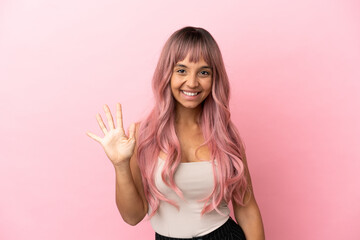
top-left (86, 103), bottom-right (136, 167)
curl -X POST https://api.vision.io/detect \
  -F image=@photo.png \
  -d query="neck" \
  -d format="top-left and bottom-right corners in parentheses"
top-left (174, 103), bottom-right (202, 127)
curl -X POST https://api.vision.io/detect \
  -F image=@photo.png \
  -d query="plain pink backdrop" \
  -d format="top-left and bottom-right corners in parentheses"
top-left (1, 0), bottom-right (359, 239)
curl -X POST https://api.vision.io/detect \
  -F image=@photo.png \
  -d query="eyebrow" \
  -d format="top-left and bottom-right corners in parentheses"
top-left (175, 64), bottom-right (212, 69)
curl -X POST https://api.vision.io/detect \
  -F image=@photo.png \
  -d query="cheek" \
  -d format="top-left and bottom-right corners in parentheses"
top-left (203, 80), bottom-right (213, 92)
top-left (170, 78), bottom-right (180, 96)
top-left (170, 76), bottom-right (176, 89)
top-left (170, 76), bottom-right (182, 90)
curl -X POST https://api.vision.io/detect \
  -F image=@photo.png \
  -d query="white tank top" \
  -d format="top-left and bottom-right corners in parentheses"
top-left (148, 157), bottom-right (230, 238)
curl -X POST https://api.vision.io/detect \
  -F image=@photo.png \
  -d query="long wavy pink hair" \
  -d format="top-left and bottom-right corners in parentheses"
top-left (137, 26), bottom-right (251, 219)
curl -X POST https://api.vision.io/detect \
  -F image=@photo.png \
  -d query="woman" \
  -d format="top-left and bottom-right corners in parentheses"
top-left (86, 26), bottom-right (265, 240)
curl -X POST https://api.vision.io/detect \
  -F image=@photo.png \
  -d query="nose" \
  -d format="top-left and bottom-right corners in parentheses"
top-left (185, 73), bottom-right (199, 88)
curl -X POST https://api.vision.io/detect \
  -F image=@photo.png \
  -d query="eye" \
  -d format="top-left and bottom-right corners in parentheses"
top-left (200, 71), bottom-right (210, 76)
top-left (176, 69), bottom-right (185, 74)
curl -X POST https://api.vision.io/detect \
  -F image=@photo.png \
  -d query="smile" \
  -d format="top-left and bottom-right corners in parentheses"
top-left (181, 90), bottom-right (200, 96)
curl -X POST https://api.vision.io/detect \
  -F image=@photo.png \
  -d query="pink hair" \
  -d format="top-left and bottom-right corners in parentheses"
top-left (137, 26), bottom-right (251, 219)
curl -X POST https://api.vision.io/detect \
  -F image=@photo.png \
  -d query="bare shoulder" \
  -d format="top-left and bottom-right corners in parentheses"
top-left (129, 121), bottom-right (149, 213)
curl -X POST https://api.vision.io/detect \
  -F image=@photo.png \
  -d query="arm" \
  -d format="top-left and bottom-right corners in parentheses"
top-left (232, 147), bottom-right (265, 240)
top-left (114, 122), bottom-right (148, 226)
top-left (232, 190), bottom-right (265, 240)
top-left (87, 104), bottom-right (148, 226)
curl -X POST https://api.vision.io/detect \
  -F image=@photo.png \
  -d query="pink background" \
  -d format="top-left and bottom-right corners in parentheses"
top-left (1, 0), bottom-right (359, 239)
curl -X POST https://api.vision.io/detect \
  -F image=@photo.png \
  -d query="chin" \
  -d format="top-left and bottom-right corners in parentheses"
top-left (179, 103), bottom-right (202, 109)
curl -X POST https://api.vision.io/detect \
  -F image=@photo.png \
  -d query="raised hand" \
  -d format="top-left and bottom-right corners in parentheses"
top-left (86, 103), bottom-right (136, 167)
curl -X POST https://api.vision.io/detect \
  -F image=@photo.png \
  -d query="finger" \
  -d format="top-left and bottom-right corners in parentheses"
top-left (86, 131), bottom-right (102, 143)
top-left (96, 113), bottom-right (108, 135)
top-left (116, 103), bottom-right (125, 133)
top-left (128, 123), bottom-right (136, 139)
top-left (103, 104), bottom-right (115, 130)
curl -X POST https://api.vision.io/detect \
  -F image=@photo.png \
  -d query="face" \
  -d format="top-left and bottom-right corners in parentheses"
top-left (170, 54), bottom-right (213, 110)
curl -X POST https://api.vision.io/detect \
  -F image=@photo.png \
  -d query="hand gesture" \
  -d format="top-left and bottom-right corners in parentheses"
top-left (86, 103), bottom-right (136, 167)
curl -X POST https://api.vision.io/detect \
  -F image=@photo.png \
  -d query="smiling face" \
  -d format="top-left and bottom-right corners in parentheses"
top-left (170, 54), bottom-right (213, 111)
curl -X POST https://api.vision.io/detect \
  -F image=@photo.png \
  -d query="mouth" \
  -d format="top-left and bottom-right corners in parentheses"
top-left (181, 90), bottom-right (201, 96)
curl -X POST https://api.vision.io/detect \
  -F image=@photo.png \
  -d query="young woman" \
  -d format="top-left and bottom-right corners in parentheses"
top-left (87, 26), bottom-right (265, 240)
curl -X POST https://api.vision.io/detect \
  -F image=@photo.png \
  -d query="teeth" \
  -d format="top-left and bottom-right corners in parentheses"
top-left (182, 91), bottom-right (198, 96)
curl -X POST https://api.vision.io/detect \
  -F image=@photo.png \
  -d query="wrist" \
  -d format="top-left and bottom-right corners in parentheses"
top-left (113, 159), bottom-right (130, 171)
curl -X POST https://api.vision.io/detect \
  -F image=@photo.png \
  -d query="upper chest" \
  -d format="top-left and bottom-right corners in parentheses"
top-left (159, 127), bottom-right (211, 163)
